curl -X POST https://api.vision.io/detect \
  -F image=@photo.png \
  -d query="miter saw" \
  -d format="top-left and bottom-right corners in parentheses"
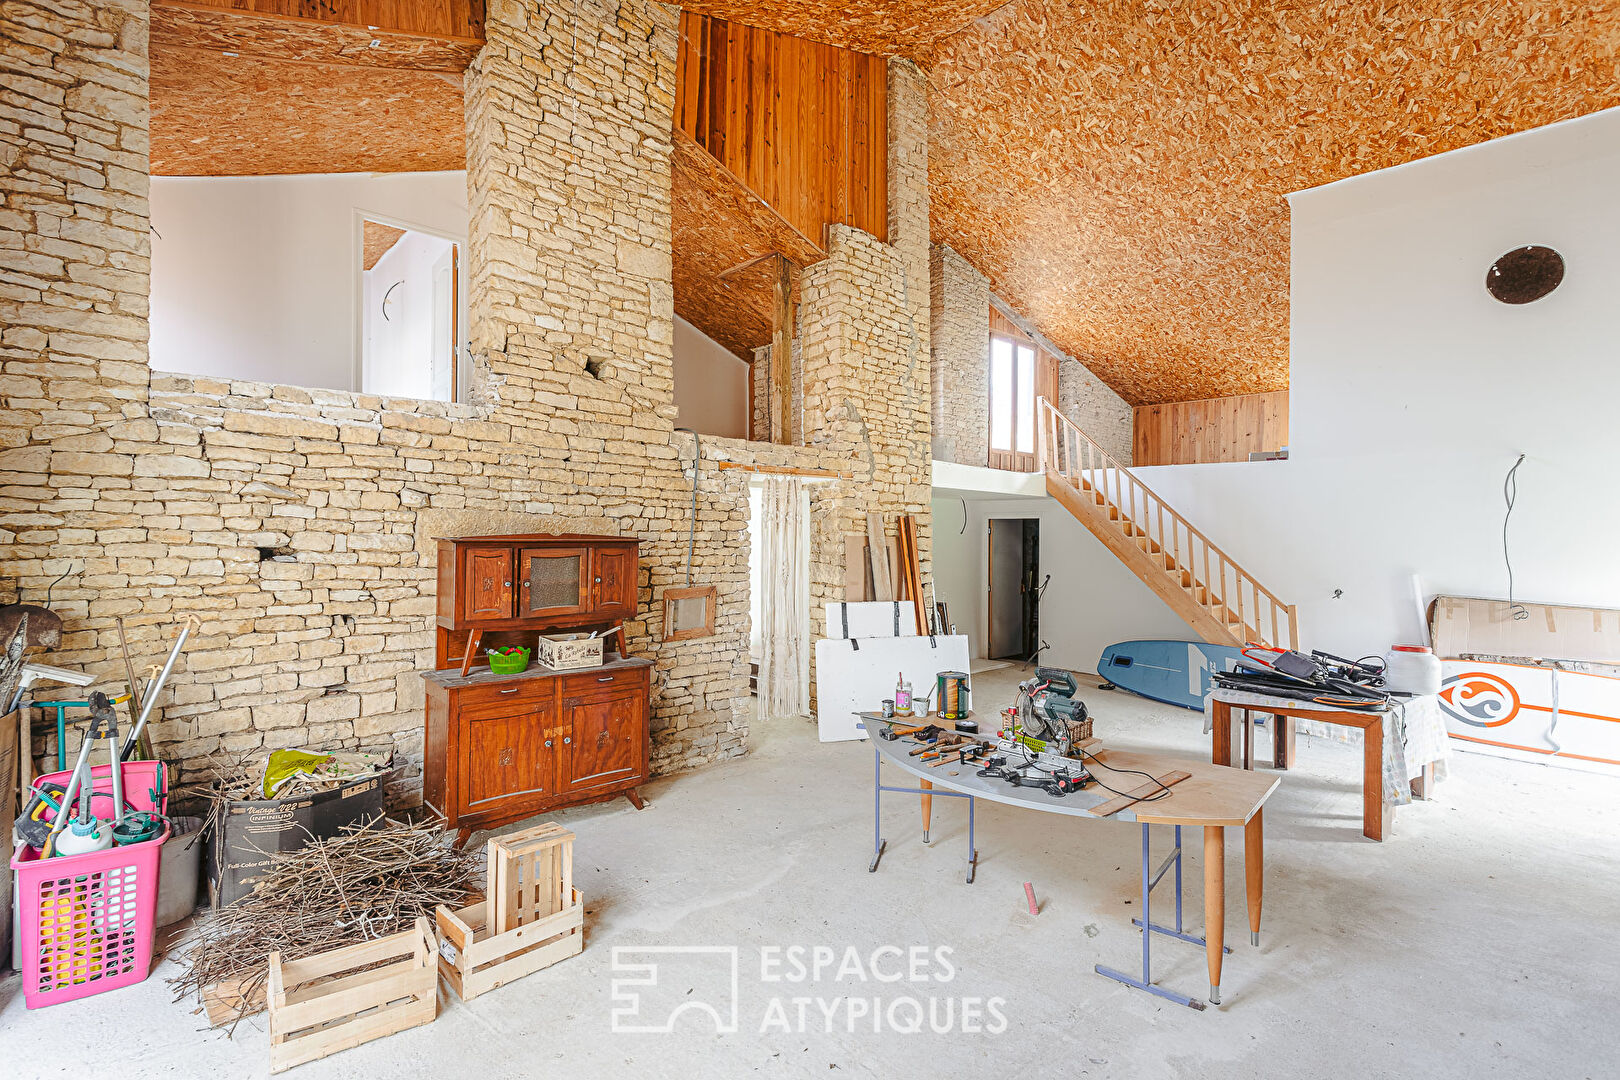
top-left (976, 667), bottom-right (1096, 795)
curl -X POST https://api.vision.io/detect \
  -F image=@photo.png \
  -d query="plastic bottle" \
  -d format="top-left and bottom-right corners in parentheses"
top-left (895, 673), bottom-right (913, 716)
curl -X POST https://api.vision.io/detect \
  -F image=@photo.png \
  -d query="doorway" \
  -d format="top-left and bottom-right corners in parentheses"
top-left (987, 518), bottom-right (1040, 661)
top-left (360, 217), bottom-right (462, 402)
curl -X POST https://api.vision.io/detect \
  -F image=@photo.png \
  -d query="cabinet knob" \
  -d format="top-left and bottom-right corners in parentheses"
top-left (545, 739), bottom-right (553, 748)
top-left (563, 736), bottom-right (572, 745)
top-left (504, 581), bottom-right (512, 587)
top-left (595, 577), bottom-right (602, 583)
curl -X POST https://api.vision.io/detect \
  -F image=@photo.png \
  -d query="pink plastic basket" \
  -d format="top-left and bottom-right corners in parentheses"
top-left (10, 760), bottom-right (170, 1008)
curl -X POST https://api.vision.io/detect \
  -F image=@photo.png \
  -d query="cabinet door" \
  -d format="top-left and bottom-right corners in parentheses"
top-left (590, 546), bottom-right (636, 614)
top-left (458, 699), bottom-right (558, 818)
top-left (463, 548), bottom-right (515, 622)
top-left (519, 546), bottom-right (589, 618)
top-left (560, 687), bottom-right (644, 793)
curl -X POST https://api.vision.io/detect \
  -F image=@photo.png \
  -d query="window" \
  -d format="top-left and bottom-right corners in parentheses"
top-left (989, 333), bottom-right (1039, 468)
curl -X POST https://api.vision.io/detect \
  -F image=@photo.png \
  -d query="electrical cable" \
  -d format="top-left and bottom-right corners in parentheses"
top-left (1503, 453), bottom-right (1528, 621)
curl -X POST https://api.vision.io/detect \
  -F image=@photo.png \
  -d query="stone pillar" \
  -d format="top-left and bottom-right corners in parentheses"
top-left (930, 243), bottom-right (991, 466)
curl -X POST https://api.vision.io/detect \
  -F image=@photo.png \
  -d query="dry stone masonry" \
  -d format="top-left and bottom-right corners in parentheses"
top-left (0, 0), bottom-right (936, 801)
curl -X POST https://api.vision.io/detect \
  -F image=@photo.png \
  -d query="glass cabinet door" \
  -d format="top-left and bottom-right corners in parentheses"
top-left (518, 546), bottom-right (589, 617)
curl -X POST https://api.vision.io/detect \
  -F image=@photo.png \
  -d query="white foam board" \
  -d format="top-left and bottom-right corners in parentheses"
top-left (814, 634), bottom-right (971, 742)
top-left (825, 601), bottom-right (919, 639)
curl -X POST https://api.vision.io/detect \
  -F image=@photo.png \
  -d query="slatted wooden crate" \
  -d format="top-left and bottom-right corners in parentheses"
top-left (268, 916), bottom-right (437, 1074)
top-left (435, 822), bottom-right (583, 1001)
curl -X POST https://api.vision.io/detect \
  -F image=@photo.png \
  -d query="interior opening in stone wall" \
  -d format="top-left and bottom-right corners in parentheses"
top-left (147, 11), bottom-right (471, 400)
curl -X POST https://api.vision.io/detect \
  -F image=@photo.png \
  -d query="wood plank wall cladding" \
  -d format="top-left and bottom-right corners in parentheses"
top-left (675, 12), bottom-right (887, 246)
top-left (1132, 392), bottom-right (1289, 466)
top-left (160, 0), bottom-right (486, 42)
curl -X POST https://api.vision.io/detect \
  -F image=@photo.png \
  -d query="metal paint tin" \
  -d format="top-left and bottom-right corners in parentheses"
top-left (936, 671), bottom-right (971, 720)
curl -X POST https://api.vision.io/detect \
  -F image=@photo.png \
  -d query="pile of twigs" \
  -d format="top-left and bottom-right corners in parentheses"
top-left (171, 814), bottom-right (481, 1031)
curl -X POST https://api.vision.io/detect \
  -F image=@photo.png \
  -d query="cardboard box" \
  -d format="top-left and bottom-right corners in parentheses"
top-left (207, 770), bottom-right (387, 907)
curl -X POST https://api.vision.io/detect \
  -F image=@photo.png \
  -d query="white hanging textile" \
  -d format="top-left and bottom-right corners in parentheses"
top-left (758, 476), bottom-right (810, 719)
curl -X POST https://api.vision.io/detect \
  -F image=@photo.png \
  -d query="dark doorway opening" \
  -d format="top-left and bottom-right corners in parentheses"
top-left (988, 518), bottom-right (1040, 661)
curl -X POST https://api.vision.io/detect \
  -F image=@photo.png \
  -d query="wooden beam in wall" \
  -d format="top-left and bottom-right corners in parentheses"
top-left (769, 255), bottom-right (795, 444)
top-left (156, 0), bottom-right (485, 44)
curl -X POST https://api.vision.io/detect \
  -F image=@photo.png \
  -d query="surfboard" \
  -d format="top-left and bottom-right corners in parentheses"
top-left (1438, 659), bottom-right (1620, 771)
top-left (1098, 640), bottom-right (1246, 711)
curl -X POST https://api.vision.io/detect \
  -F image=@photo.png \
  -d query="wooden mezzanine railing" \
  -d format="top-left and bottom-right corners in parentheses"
top-left (1036, 398), bottom-right (1299, 650)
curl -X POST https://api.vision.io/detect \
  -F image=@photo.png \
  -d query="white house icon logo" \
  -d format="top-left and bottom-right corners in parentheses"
top-left (610, 946), bottom-right (740, 1034)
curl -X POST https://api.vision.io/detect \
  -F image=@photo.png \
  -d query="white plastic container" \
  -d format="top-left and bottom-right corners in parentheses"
top-left (1384, 644), bottom-right (1442, 695)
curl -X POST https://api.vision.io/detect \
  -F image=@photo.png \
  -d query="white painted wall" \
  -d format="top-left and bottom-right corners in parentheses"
top-left (673, 315), bottom-right (749, 439)
top-left (151, 171), bottom-right (468, 396)
top-left (931, 495), bottom-right (1192, 673)
top-left (932, 107), bottom-right (1620, 664)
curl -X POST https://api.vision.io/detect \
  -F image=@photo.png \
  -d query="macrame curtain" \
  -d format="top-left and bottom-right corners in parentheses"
top-left (758, 476), bottom-right (810, 719)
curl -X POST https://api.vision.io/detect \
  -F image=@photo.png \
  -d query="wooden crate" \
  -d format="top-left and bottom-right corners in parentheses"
top-left (436, 888), bottom-right (584, 1001)
top-left (490, 821), bottom-right (574, 933)
top-left (535, 633), bottom-right (604, 670)
top-left (268, 916), bottom-right (437, 1074)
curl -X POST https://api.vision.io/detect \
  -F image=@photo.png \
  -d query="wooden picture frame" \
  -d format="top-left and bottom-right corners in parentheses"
top-left (662, 585), bottom-right (718, 641)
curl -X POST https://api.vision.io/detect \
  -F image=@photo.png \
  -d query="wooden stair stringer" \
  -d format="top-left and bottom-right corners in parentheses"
top-left (1045, 470), bottom-right (1245, 647)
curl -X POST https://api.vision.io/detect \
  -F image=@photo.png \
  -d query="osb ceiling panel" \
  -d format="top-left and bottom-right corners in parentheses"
top-left (151, 4), bottom-right (481, 71)
top-left (150, 46), bottom-right (466, 176)
top-left (690, 0), bottom-right (1620, 404)
top-left (362, 220), bottom-right (407, 269)
top-left (672, 129), bottom-right (825, 360)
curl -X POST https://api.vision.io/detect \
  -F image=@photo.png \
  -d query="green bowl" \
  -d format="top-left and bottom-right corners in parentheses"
top-left (487, 646), bottom-right (531, 675)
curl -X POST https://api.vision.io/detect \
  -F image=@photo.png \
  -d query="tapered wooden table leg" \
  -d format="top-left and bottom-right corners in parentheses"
top-left (1204, 825), bottom-right (1225, 1004)
top-left (1211, 701), bottom-right (1232, 767)
top-left (920, 778), bottom-right (933, 843)
top-left (1245, 809), bottom-right (1263, 946)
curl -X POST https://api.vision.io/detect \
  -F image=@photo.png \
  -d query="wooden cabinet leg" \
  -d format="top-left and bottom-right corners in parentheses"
top-left (1204, 825), bottom-right (1225, 1004)
top-left (1211, 701), bottom-right (1232, 767)
top-left (920, 778), bottom-right (933, 843)
top-left (460, 629), bottom-right (483, 677)
top-left (1364, 718), bottom-right (1385, 841)
top-left (453, 826), bottom-right (473, 850)
top-left (624, 788), bottom-right (645, 810)
top-left (1245, 809), bottom-right (1263, 946)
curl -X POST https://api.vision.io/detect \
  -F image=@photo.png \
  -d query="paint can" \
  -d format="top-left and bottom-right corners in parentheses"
top-left (881, 699), bottom-right (895, 719)
top-left (936, 672), bottom-right (971, 720)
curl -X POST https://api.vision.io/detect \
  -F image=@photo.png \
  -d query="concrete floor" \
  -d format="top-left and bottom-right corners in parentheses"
top-left (4, 667), bottom-right (1617, 1079)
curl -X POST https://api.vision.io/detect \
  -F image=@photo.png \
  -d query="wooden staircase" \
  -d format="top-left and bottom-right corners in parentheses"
top-left (1037, 398), bottom-right (1298, 650)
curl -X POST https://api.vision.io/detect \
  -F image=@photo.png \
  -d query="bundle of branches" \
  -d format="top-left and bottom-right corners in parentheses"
top-left (170, 814), bottom-right (481, 1032)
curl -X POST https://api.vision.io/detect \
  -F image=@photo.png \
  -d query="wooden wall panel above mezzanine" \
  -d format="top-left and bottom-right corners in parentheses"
top-left (675, 11), bottom-right (887, 246)
top-left (1132, 392), bottom-right (1289, 467)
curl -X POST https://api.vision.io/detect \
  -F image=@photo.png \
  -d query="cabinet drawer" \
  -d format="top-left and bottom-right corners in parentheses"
top-left (458, 679), bottom-right (552, 716)
top-left (560, 668), bottom-right (643, 698)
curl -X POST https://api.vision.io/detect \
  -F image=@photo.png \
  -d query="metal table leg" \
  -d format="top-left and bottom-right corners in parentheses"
top-left (1095, 823), bottom-right (1228, 1010)
top-left (869, 744), bottom-right (977, 882)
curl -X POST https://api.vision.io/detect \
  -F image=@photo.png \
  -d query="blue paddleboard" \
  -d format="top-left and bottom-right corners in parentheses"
top-left (1098, 640), bottom-right (1246, 711)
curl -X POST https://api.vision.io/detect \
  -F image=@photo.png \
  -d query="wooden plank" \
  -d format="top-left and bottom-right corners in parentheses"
top-left (1084, 770), bottom-right (1192, 818)
top-left (844, 535), bottom-right (868, 601)
top-left (1131, 392), bottom-right (1289, 465)
top-left (770, 255), bottom-right (794, 443)
top-left (866, 513), bottom-right (893, 601)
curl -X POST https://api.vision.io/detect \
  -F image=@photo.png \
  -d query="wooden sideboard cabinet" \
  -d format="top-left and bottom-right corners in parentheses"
top-left (423, 534), bottom-right (650, 841)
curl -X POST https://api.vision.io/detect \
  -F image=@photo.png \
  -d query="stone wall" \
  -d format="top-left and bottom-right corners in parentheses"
top-left (929, 244), bottom-right (990, 465)
top-left (0, 0), bottom-right (936, 798)
top-left (929, 241), bottom-right (1133, 467)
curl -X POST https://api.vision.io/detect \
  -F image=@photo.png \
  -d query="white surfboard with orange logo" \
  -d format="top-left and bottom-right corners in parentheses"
top-left (1438, 660), bottom-right (1620, 772)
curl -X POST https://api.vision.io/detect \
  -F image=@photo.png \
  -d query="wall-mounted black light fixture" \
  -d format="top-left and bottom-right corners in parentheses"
top-left (1486, 245), bottom-right (1564, 304)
